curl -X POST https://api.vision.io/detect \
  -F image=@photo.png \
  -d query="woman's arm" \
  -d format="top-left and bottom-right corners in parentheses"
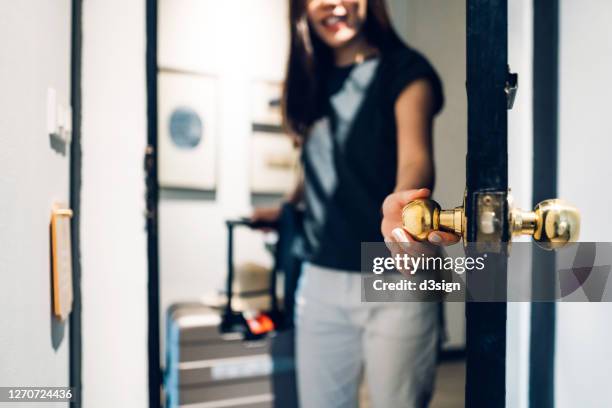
top-left (381, 79), bottom-right (458, 247)
top-left (251, 160), bottom-right (304, 228)
top-left (286, 167), bottom-right (304, 205)
top-left (394, 79), bottom-right (435, 192)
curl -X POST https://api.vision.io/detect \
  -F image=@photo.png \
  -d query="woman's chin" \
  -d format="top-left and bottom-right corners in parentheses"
top-left (322, 32), bottom-right (359, 49)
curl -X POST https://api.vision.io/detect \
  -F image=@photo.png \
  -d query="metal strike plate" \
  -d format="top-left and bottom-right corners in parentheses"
top-left (475, 192), bottom-right (507, 253)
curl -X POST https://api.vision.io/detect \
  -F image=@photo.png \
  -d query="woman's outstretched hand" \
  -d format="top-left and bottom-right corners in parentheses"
top-left (381, 188), bottom-right (460, 248)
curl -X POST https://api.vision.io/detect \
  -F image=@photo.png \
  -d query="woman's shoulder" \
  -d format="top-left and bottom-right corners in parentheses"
top-left (381, 45), bottom-right (438, 81)
top-left (380, 44), bottom-right (444, 113)
top-left (384, 44), bottom-right (428, 64)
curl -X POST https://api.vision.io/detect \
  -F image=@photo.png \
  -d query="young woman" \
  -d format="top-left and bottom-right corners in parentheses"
top-left (254, 0), bottom-right (456, 406)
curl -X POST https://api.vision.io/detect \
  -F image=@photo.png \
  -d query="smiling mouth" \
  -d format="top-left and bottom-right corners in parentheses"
top-left (322, 15), bottom-right (348, 29)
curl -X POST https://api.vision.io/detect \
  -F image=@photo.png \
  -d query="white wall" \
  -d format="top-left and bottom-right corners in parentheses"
top-left (158, 0), bottom-right (289, 334)
top-left (556, 0), bottom-right (612, 406)
top-left (80, 0), bottom-right (149, 406)
top-left (0, 1), bottom-right (72, 404)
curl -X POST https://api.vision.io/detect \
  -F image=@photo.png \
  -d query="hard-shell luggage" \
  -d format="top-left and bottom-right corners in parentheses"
top-left (165, 212), bottom-right (300, 408)
top-left (165, 303), bottom-right (296, 407)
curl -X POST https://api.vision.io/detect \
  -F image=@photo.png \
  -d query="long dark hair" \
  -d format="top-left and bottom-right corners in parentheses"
top-left (283, 0), bottom-right (404, 139)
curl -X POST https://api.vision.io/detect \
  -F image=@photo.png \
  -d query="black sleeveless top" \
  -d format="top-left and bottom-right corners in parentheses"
top-left (301, 46), bottom-right (444, 271)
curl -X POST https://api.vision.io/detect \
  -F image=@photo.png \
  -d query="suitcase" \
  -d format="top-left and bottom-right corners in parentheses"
top-left (164, 217), bottom-right (299, 408)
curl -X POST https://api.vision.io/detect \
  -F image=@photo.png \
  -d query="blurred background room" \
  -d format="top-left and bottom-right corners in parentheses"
top-left (1, 0), bottom-right (612, 407)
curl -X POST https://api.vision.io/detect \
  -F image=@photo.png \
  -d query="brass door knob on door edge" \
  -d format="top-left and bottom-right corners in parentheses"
top-left (401, 198), bottom-right (580, 249)
top-left (510, 199), bottom-right (580, 248)
top-left (401, 199), bottom-right (464, 241)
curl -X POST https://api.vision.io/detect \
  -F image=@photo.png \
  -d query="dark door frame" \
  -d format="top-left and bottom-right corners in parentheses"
top-left (530, 0), bottom-right (560, 407)
top-left (465, 2), bottom-right (560, 407)
top-left (69, 0), bottom-right (83, 406)
top-left (145, 0), bottom-right (162, 407)
top-left (465, 0), bottom-right (508, 406)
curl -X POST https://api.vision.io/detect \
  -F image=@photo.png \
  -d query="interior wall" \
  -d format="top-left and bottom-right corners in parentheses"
top-left (556, 0), bottom-right (612, 406)
top-left (387, 0), bottom-right (467, 349)
top-left (0, 0), bottom-right (72, 401)
top-left (158, 0), bottom-right (289, 337)
top-left (80, 0), bottom-right (149, 406)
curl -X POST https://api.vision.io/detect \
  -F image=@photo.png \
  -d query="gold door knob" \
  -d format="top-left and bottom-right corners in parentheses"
top-left (401, 197), bottom-right (580, 248)
top-left (401, 199), bottom-right (464, 241)
top-left (510, 199), bottom-right (580, 248)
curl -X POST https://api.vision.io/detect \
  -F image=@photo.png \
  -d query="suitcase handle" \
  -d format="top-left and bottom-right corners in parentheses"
top-left (226, 217), bottom-right (278, 230)
top-left (223, 218), bottom-right (281, 334)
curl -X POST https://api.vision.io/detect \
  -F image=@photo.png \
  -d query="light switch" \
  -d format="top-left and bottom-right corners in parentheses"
top-left (57, 103), bottom-right (65, 133)
top-left (47, 87), bottom-right (57, 135)
top-left (47, 88), bottom-right (73, 144)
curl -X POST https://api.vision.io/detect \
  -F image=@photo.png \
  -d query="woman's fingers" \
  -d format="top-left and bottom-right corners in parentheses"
top-left (250, 206), bottom-right (281, 231)
top-left (390, 227), bottom-right (439, 256)
top-left (381, 188), bottom-right (432, 240)
top-left (391, 227), bottom-right (414, 243)
top-left (427, 231), bottom-right (461, 246)
top-left (393, 187), bottom-right (431, 206)
top-left (385, 227), bottom-right (440, 276)
top-left (382, 188), bottom-right (431, 214)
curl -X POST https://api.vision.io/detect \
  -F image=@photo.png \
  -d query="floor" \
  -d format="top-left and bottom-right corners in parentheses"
top-left (430, 360), bottom-right (466, 408)
top-left (359, 360), bottom-right (466, 408)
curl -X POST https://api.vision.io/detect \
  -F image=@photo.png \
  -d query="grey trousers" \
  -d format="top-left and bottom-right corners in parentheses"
top-left (295, 263), bottom-right (439, 408)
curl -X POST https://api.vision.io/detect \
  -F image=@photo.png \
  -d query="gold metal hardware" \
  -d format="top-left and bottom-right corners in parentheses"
top-left (510, 199), bottom-right (580, 248)
top-left (401, 199), bottom-right (464, 241)
top-left (475, 192), bottom-right (507, 252)
top-left (401, 197), bottom-right (580, 248)
top-left (53, 208), bottom-right (74, 217)
top-left (51, 204), bottom-right (74, 320)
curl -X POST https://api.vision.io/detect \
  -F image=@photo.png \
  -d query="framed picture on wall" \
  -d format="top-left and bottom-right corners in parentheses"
top-left (251, 80), bottom-right (283, 131)
top-left (158, 71), bottom-right (217, 191)
top-left (250, 131), bottom-right (299, 194)
top-left (250, 81), bottom-right (299, 194)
